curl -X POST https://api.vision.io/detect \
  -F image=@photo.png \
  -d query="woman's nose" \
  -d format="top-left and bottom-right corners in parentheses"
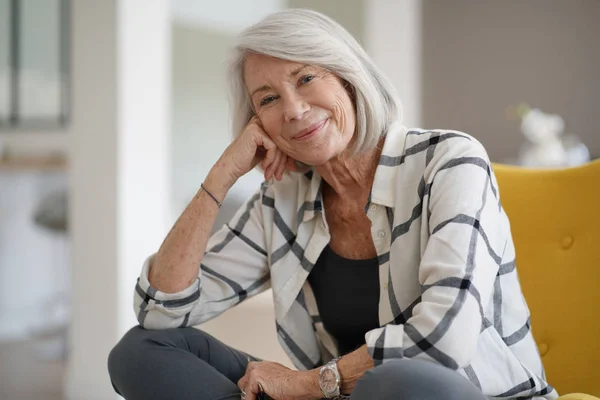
top-left (282, 94), bottom-right (310, 122)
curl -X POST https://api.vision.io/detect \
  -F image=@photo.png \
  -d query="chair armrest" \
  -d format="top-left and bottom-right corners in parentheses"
top-left (558, 394), bottom-right (600, 400)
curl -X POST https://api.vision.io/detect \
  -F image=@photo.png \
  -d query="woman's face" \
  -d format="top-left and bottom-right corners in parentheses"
top-left (243, 54), bottom-right (356, 166)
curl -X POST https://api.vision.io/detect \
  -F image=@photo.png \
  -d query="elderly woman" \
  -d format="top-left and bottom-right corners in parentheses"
top-left (108, 9), bottom-right (556, 400)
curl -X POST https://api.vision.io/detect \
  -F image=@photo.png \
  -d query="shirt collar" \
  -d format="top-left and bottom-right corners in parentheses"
top-left (371, 121), bottom-right (408, 208)
top-left (299, 169), bottom-right (323, 223)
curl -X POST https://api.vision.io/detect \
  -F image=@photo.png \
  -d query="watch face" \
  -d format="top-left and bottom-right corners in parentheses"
top-left (321, 368), bottom-right (337, 393)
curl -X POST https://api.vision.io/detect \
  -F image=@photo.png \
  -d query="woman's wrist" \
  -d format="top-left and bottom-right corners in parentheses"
top-left (299, 368), bottom-right (323, 400)
top-left (204, 164), bottom-right (237, 201)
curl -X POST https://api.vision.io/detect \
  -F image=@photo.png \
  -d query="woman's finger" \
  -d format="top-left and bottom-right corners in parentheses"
top-left (265, 148), bottom-right (282, 180)
top-left (275, 154), bottom-right (287, 180)
top-left (244, 376), bottom-right (263, 400)
top-left (285, 156), bottom-right (298, 172)
top-left (237, 359), bottom-right (257, 391)
top-left (238, 374), bottom-right (247, 391)
top-left (244, 387), bottom-right (257, 400)
top-left (259, 139), bottom-right (278, 175)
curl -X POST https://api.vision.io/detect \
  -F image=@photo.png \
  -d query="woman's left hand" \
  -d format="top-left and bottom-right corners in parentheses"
top-left (237, 361), bottom-right (320, 400)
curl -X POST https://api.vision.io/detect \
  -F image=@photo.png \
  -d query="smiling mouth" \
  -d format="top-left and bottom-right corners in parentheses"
top-left (293, 119), bottom-right (328, 140)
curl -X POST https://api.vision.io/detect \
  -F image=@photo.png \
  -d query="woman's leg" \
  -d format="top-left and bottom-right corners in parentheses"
top-left (108, 325), bottom-right (258, 400)
top-left (350, 358), bottom-right (486, 400)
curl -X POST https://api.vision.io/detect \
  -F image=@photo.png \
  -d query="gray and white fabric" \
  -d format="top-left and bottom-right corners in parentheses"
top-left (134, 121), bottom-right (557, 399)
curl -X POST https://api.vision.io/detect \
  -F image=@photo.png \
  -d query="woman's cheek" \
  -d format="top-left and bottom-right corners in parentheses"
top-left (258, 116), bottom-right (279, 141)
top-left (332, 100), bottom-right (346, 134)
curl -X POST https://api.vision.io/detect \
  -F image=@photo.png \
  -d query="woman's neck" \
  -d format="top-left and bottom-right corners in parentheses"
top-left (315, 141), bottom-right (382, 199)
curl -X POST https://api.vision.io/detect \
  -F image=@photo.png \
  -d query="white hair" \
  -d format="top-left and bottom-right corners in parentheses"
top-left (227, 8), bottom-right (403, 155)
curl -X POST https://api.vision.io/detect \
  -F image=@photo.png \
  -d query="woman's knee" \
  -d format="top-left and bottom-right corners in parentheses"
top-left (108, 326), bottom-right (182, 382)
top-left (352, 358), bottom-right (484, 400)
top-left (108, 326), bottom-right (145, 380)
top-left (107, 326), bottom-right (215, 376)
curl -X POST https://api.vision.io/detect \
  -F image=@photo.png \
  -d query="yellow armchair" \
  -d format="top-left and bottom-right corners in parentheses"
top-left (493, 160), bottom-right (600, 399)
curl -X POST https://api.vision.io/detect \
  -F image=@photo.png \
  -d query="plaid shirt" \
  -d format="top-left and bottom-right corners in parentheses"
top-left (135, 122), bottom-right (557, 399)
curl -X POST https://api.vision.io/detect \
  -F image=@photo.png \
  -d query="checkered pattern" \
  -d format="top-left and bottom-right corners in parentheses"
top-left (134, 122), bottom-right (557, 399)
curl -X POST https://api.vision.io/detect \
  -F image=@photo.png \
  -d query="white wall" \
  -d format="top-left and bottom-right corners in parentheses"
top-left (0, 131), bottom-right (67, 156)
top-left (288, 0), bottom-right (365, 42)
top-left (66, 1), bottom-right (170, 399)
top-left (172, 0), bottom-right (283, 33)
top-left (365, 0), bottom-right (422, 128)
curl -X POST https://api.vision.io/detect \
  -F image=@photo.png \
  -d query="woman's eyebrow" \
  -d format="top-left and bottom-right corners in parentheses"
top-left (250, 64), bottom-right (312, 97)
top-left (290, 64), bottom-right (311, 77)
top-left (250, 85), bottom-right (271, 98)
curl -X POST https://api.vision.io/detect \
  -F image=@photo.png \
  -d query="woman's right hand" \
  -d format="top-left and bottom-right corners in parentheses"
top-left (216, 116), bottom-right (297, 186)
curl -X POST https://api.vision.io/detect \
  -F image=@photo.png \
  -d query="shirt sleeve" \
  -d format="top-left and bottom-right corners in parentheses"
top-left (366, 136), bottom-right (506, 369)
top-left (133, 186), bottom-right (271, 329)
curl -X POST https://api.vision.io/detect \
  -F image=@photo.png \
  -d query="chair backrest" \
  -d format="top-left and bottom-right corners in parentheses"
top-left (493, 160), bottom-right (600, 395)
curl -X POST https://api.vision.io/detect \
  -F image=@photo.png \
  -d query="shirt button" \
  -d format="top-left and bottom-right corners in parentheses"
top-left (369, 204), bottom-right (378, 212)
top-left (377, 230), bottom-right (386, 238)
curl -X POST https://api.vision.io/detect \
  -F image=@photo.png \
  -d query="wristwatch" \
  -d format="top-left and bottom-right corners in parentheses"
top-left (318, 357), bottom-right (343, 398)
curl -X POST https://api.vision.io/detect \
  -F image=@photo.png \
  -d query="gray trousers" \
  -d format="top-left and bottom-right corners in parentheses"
top-left (108, 326), bottom-right (487, 400)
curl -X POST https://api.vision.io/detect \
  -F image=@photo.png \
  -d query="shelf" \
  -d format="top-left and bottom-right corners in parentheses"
top-left (0, 156), bottom-right (67, 172)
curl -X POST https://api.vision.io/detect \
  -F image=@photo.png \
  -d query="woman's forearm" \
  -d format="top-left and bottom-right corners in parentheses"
top-left (148, 114), bottom-right (293, 294)
top-left (149, 164), bottom-right (236, 293)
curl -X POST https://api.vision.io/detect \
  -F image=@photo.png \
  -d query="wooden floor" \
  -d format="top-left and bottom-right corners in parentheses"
top-left (0, 338), bottom-right (65, 400)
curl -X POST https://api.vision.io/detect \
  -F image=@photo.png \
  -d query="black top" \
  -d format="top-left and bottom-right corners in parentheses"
top-left (307, 245), bottom-right (380, 355)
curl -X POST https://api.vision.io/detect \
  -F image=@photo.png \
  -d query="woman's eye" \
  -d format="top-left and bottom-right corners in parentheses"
top-left (259, 96), bottom-right (277, 106)
top-left (299, 75), bottom-right (314, 85)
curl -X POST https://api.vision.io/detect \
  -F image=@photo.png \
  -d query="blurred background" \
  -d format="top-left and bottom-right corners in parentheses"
top-left (0, 0), bottom-right (598, 399)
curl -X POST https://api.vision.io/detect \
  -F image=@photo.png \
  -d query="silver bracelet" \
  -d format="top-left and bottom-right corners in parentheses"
top-left (200, 183), bottom-right (222, 208)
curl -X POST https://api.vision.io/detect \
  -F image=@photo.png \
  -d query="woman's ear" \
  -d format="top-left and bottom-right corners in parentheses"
top-left (342, 80), bottom-right (355, 94)
top-left (342, 79), bottom-right (356, 104)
